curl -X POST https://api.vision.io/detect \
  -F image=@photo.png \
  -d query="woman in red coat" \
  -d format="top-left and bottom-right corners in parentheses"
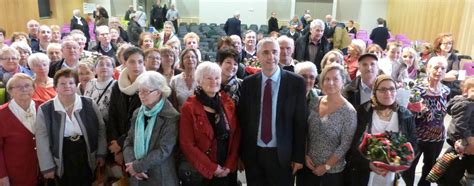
top-left (179, 62), bottom-right (240, 186)
top-left (0, 73), bottom-right (41, 185)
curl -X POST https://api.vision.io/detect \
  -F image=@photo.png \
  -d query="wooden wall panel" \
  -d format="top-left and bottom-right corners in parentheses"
top-left (387, 0), bottom-right (473, 56)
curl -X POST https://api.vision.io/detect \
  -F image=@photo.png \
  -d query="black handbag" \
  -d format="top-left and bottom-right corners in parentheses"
top-left (178, 159), bottom-right (203, 186)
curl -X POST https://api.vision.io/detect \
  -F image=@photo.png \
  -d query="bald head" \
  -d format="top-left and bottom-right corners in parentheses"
top-left (27, 20), bottom-right (40, 37)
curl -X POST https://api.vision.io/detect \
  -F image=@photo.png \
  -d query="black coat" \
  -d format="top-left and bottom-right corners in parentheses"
top-left (224, 17), bottom-right (241, 37)
top-left (345, 101), bottom-right (418, 186)
top-left (106, 81), bottom-right (142, 148)
top-left (286, 31), bottom-right (300, 42)
top-left (343, 76), bottom-right (363, 108)
top-left (294, 33), bottom-right (331, 73)
top-left (127, 20), bottom-right (143, 46)
top-left (238, 69), bottom-right (308, 168)
top-left (268, 17), bottom-right (279, 33)
top-left (369, 27), bottom-right (390, 50)
top-left (70, 16), bottom-right (90, 41)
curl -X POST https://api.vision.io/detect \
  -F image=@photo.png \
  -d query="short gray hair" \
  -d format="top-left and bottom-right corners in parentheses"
top-left (295, 61), bottom-right (317, 76)
top-left (194, 61), bottom-right (221, 86)
top-left (136, 71), bottom-right (171, 98)
top-left (0, 46), bottom-right (20, 58)
top-left (47, 43), bottom-right (62, 52)
top-left (257, 37), bottom-right (280, 55)
top-left (277, 35), bottom-right (294, 50)
top-left (73, 9), bottom-right (81, 17)
top-left (163, 21), bottom-right (175, 33)
top-left (10, 41), bottom-right (32, 55)
top-left (28, 53), bottom-right (50, 68)
top-left (427, 56), bottom-right (448, 70)
top-left (310, 19), bottom-right (325, 30)
top-left (95, 25), bottom-right (109, 35)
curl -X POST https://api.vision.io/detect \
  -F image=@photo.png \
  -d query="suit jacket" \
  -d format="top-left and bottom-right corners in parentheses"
top-left (369, 27), bottom-right (390, 50)
top-left (123, 100), bottom-right (180, 186)
top-left (238, 69), bottom-right (307, 168)
top-left (268, 17), bottom-right (279, 33)
top-left (70, 16), bottom-right (90, 41)
top-left (224, 17), bottom-right (241, 37)
top-left (294, 33), bottom-right (331, 73)
top-left (179, 93), bottom-right (240, 179)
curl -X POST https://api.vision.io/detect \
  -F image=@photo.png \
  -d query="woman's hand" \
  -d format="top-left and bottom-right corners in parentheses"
top-left (369, 162), bottom-right (388, 176)
top-left (214, 165), bottom-right (225, 177)
top-left (108, 140), bottom-right (121, 154)
top-left (125, 162), bottom-right (138, 176)
top-left (313, 165), bottom-right (327, 176)
top-left (0, 176), bottom-right (10, 186)
top-left (407, 100), bottom-right (424, 113)
top-left (43, 171), bottom-right (55, 179)
top-left (217, 167), bottom-right (230, 177)
top-left (305, 155), bottom-right (316, 171)
top-left (114, 152), bottom-right (124, 165)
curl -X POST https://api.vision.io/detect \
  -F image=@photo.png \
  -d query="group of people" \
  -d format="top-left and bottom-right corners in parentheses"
top-left (0, 5), bottom-right (473, 186)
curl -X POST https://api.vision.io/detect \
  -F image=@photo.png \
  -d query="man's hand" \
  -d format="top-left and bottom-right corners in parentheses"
top-left (369, 162), bottom-right (388, 176)
top-left (43, 171), bottom-right (55, 179)
top-left (291, 162), bottom-right (303, 175)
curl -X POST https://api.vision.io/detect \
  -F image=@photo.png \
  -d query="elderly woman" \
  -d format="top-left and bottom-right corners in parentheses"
top-left (156, 21), bottom-right (178, 48)
top-left (402, 47), bottom-right (421, 80)
top-left (11, 32), bottom-right (30, 45)
top-left (35, 68), bottom-right (106, 185)
top-left (295, 61), bottom-right (320, 104)
top-left (110, 27), bottom-right (125, 46)
top-left (0, 46), bottom-right (33, 103)
top-left (139, 32), bottom-right (155, 50)
top-left (345, 74), bottom-right (417, 186)
top-left (297, 63), bottom-right (356, 186)
top-left (144, 48), bottom-right (161, 71)
top-left (84, 56), bottom-right (116, 123)
top-left (403, 56), bottom-right (450, 186)
top-left (0, 74), bottom-right (41, 185)
top-left (77, 62), bottom-right (95, 95)
top-left (216, 47), bottom-right (241, 103)
top-left (28, 53), bottom-right (56, 103)
top-left (123, 71), bottom-right (179, 185)
top-left (46, 43), bottom-right (63, 64)
top-left (107, 47), bottom-right (145, 166)
top-left (10, 41), bottom-right (32, 68)
top-left (321, 49), bottom-right (344, 70)
top-left (170, 48), bottom-right (199, 109)
top-left (366, 44), bottom-right (384, 60)
top-left (165, 37), bottom-right (182, 64)
top-left (179, 62), bottom-right (240, 185)
top-left (158, 46), bottom-right (180, 83)
top-left (344, 39), bottom-right (366, 80)
top-left (184, 32), bottom-right (206, 61)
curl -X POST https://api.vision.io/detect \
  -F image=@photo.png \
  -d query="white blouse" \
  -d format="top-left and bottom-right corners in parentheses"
top-left (8, 100), bottom-right (36, 134)
top-left (170, 73), bottom-right (197, 109)
top-left (53, 94), bottom-right (83, 137)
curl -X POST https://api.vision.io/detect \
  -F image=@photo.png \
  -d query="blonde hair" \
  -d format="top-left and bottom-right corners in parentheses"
top-left (6, 73), bottom-right (34, 92)
top-left (402, 47), bottom-right (419, 70)
top-left (319, 63), bottom-right (347, 89)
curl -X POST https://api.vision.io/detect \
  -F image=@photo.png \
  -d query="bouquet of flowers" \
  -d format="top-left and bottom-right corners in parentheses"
top-left (244, 56), bottom-right (261, 75)
top-left (359, 131), bottom-right (415, 172)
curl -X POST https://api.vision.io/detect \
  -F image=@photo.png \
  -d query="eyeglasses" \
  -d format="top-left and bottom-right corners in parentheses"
top-left (137, 89), bottom-right (158, 96)
top-left (376, 87), bottom-right (396, 93)
top-left (147, 56), bottom-right (161, 61)
top-left (11, 84), bottom-right (33, 91)
top-left (0, 57), bottom-right (19, 61)
top-left (441, 42), bottom-right (453, 45)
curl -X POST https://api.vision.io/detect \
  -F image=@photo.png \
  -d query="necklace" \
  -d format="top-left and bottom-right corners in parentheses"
top-left (377, 110), bottom-right (393, 119)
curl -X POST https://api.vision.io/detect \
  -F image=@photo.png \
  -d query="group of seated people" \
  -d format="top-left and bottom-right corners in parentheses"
top-left (0, 13), bottom-right (473, 186)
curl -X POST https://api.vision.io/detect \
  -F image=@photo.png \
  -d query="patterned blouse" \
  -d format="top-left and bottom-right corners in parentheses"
top-left (170, 73), bottom-right (197, 109)
top-left (413, 82), bottom-right (450, 142)
top-left (83, 79), bottom-right (115, 122)
top-left (307, 97), bottom-right (357, 173)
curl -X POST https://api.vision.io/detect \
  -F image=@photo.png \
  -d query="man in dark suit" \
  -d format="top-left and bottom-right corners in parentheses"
top-left (224, 12), bottom-right (241, 37)
top-left (370, 18), bottom-right (390, 50)
top-left (324, 14), bottom-right (334, 39)
top-left (238, 37), bottom-right (307, 186)
top-left (70, 9), bottom-right (90, 49)
top-left (268, 12), bottom-right (279, 33)
top-left (294, 19), bottom-right (331, 73)
top-left (150, 0), bottom-right (165, 30)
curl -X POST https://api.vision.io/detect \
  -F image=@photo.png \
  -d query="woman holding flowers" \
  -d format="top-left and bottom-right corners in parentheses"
top-left (346, 74), bottom-right (417, 186)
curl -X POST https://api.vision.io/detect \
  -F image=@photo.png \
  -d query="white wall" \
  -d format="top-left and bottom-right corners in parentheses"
top-left (336, 0), bottom-right (387, 32)
top-left (86, 0), bottom-right (113, 16)
top-left (199, 0), bottom-right (268, 25)
top-left (267, 0), bottom-right (294, 22)
top-left (295, 2), bottom-right (332, 22)
top-left (176, 0), bottom-right (199, 18)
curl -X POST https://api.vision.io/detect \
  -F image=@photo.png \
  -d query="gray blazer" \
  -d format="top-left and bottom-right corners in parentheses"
top-left (123, 100), bottom-right (180, 186)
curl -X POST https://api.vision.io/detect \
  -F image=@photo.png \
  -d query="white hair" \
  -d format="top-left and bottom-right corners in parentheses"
top-left (47, 43), bottom-right (62, 52)
top-left (95, 25), bottom-right (110, 35)
top-left (136, 71), bottom-right (171, 98)
top-left (194, 61), bottom-right (222, 85)
top-left (257, 37), bottom-right (280, 55)
top-left (310, 19), bottom-right (325, 30)
top-left (277, 35), bottom-right (294, 50)
top-left (10, 41), bottom-right (32, 55)
top-left (73, 9), bottom-right (81, 17)
top-left (295, 61), bottom-right (318, 76)
top-left (427, 56), bottom-right (448, 70)
top-left (28, 52), bottom-right (51, 68)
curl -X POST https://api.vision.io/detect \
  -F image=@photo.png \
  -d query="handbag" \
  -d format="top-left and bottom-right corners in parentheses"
top-left (178, 159), bottom-right (203, 185)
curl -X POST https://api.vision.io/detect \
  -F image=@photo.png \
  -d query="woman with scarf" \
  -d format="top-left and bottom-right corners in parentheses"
top-left (123, 71), bottom-right (179, 185)
top-left (107, 47), bottom-right (145, 166)
top-left (346, 74), bottom-right (417, 186)
top-left (179, 62), bottom-right (240, 186)
top-left (216, 47), bottom-right (241, 103)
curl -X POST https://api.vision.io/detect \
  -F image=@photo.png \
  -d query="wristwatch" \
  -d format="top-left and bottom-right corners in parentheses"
top-left (324, 164), bottom-right (331, 171)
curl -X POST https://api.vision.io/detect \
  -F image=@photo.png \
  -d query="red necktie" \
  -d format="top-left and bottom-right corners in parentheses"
top-left (261, 79), bottom-right (272, 144)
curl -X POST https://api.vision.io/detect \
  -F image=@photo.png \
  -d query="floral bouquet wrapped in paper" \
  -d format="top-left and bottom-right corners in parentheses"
top-left (359, 131), bottom-right (415, 172)
top-left (244, 56), bottom-right (261, 75)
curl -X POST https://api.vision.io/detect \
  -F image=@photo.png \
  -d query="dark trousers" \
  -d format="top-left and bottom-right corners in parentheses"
top-left (202, 172), bottom-right (238, 186)
top-left (245, 147), bottom-right (294, 186)
top-left (58, 136), bottom-right (93, 186)
top-left (438, 148), bottom-right (474, 186)
top-left (296, 165), bottom-right (344, 186)
top-left (402, 140), bottom-right (444, 186)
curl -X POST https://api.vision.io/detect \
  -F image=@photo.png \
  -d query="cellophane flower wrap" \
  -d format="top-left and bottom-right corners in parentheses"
top-left (359, 131), bottom-right (415, 172)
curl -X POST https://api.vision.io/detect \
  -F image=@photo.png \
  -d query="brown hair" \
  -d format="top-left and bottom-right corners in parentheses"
top-left (433, 33), bottom-right (454, 54)
top-left (53, 68), bottom-right (78, 88)
top-left (217, 36), bottom-right (234, 50)
top-left (138, 32), bottom-right (154, 48)
top-left (462, 77), bottom-right (474, 93)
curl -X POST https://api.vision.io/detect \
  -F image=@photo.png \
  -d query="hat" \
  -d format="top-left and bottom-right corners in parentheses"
top-left (358, 53), bottom-right (378, 63)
